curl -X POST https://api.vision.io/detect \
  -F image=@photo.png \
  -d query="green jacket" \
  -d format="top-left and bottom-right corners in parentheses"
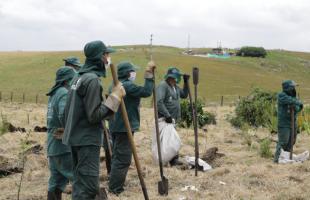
top-left (63, 73), bottom-right (112, 146)
top-left (109, 78), bottom-right (154, 133)
top-left (156, 80), bottom-right (188, 121)
top-left (277, 92), bottom-right (303, 128)
top-left (63, 41), bottom-right (114, 147)
top-left (47, 87), bottom-right (71, 156)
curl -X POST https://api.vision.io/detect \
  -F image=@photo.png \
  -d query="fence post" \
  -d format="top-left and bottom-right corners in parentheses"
top-left (36, 94), bottom-right (39, 104)
top-left (220, 96), bottom-right (224, 106)
top-left (22, 93), bottom-right (25, 103)
top-left (10, 92), bottom-right (13, 102)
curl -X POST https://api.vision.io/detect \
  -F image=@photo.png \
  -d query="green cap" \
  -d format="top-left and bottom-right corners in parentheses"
top-left (117, 61), bottom-right (139, 79)
top-left (282, 80), bottom-right (298, 90)
top-left (63, 56), bottom-right (82, 68)
top-left (164, 67), bottom-right (183, 83)
top-left (47, 66), bottom-right (75, 96)
top-left (84, 40), bottom-right (115, 60)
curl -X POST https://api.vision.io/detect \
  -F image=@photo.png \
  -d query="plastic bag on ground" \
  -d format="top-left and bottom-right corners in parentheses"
top-left (279, 149), bottom-right (309, 164)
top-left (185, 156), bottom-right (212, 171)
top-left (152, 118), bottom-right (181, 165)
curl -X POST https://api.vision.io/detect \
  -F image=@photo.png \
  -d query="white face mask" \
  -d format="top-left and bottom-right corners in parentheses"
top-left (104, 57), bottom-right (112, 69)
top-left (128, 71), bottom-right (136, 81)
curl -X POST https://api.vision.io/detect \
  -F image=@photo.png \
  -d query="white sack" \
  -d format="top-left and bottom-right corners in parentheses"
top-left (185, 156), bottom-right (212, 171)
top-left (152, 118), bottom-right (181, 164)
top-left (279, 149), bottom-right (309, 164)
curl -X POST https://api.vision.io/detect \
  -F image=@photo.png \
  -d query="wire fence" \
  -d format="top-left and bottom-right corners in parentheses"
top-left (0, 90), bottom-right (309, 107)
top-left (0, 91), bottom-right (48, 104)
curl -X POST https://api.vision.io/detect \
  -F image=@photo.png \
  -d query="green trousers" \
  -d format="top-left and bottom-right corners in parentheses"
top-left (71, 145), bottom-right (100, 200)
top-left (48, 153), bottom-right (73, 192)
top-left (274, 127), bottom-right (296, 162)
top-left (108, 132), bottom-right (133, 194)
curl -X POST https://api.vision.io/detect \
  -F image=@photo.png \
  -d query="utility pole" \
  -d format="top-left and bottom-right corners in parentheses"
top-left (187, 34), bottom-right (191, 53)
top-left (150, 34), bottom-right (153, 60)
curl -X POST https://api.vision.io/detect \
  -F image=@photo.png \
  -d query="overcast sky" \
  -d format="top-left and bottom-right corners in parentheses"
top-left (0, 0), bottom-right (309, 51)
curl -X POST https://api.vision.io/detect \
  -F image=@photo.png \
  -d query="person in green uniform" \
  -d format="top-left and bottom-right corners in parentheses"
top-left (156, 67), bottom-right (189, 166)
top-left (46, 67), bottom-right (75, 200)
top-left (63, 56), bottom-right (82, 72)
top-left (108, 61), bottom-right (156, 194)
top-left (62, 40), bottom-right (126, 200)
top-left (274, 80), bottom-right (303, 163)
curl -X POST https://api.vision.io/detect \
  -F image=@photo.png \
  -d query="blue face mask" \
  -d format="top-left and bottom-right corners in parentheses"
top-left (128, 71), bottom-right (136, 81)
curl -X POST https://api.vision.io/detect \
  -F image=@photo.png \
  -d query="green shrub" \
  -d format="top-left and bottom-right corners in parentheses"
top-left (236, 46), bottom-right (267, 58)
top-left (299, 106), bottom-right (310, 134)
top-left (259, 138), bottom-right (272, 158)
top-left (229, 88), bottom-right (277, 130)
top-left (178, 99), bottom-right (216, 128)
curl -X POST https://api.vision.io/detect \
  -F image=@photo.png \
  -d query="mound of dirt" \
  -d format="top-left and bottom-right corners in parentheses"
top-left (0, 155), bottom-right (23, 177)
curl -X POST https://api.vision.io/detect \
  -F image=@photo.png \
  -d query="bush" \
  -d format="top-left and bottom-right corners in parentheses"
top-left (178, 99), bottom-right (216, 128)
top-left (259, 138), bottom-right (272, 158)
top-left (236, 46), bottom-right (267, 58)
top-left (298, 106), bottom-right (310, 134)
top-left (229, 88), bottom-right (277, 131)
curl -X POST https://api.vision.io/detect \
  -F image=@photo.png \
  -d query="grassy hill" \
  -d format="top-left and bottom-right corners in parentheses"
top-left (0, 45), bottom-right (310, 104)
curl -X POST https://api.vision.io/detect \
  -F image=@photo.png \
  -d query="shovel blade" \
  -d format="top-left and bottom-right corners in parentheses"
top-left (158, 176), bottom-right (169, 195)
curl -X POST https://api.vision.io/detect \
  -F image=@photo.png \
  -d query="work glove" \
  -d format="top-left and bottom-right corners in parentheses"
top-left (165, 116), bottom-right (173, 123)
top-left (144, 61), bottom-right (156, 79)
top-left (104, 83), bottom-right (126, 112)
top-left (183, 74), bottom-right (190, 84)
top-left (53, 128), bottom-right (64, 140)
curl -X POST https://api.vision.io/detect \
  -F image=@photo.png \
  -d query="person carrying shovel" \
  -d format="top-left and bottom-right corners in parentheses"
top-left (62, 40), bottom-right (126, 200)
top-left (108, 61), bottom-right (155, 195)
top-left (274, 80), bottom-right (303, 163)
top-left (156, 67), bottom-right (189, 166)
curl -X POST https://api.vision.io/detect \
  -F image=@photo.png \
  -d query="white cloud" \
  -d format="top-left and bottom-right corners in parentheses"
top-left (0, 0), bottom-right (309, 51)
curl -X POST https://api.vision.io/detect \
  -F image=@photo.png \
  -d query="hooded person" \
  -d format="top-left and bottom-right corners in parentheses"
top-left (63, 56), bottom-right (82, 72)
top-left (62, 40), bottom-right (126, 200)
top-left (155, 67), bottom-right (190, 166)
top-left (108, 61), bottom-right (155, 194)
top-left (46, 67), bottom-right (75, 200)
top-left (274, 80), bottom-right (303, 163)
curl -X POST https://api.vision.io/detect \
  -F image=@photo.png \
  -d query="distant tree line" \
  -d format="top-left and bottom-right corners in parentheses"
top-left (237, 46), bottom-right (267, 58)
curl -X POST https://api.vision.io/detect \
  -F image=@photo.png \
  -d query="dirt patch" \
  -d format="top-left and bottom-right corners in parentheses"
top-left (0, 155), bottom-right (23, 177)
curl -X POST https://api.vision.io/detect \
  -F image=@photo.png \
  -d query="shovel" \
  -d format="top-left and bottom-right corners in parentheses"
top-left (150, 34), bottom-right (169, 195)
top-left (192, 67), bottom-right (199, 176)
top-left (102, 122), bottom-right (112, 173)
top-left (153, 71), bottom-right (169, 195)
top-left (109, 64), bottom-right (149, 200)
top-left (290, 105), bottom-right (295, 160)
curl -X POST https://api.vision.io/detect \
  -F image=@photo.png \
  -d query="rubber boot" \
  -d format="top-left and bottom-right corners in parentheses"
top-left (47, 191), bottom-right (56, 200)
top-left (54, 188), bottom-right (62, 200)
top-left (169, 155), bottom-right (183, 166)
top-left (95, 187), bottom-right (108, 200)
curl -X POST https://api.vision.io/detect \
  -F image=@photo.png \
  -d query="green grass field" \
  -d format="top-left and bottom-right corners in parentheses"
top-left (0, 45), bottom-right (310, 104)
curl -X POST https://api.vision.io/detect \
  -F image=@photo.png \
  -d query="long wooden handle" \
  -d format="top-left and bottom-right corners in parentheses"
top-left (290, 106), bottom-right (295, 160)
top-left (152, 72), bottom-right (165, 179)
top-left (192, 67), bottom-right (199, 177)
top-left (102, 122), bottom-right (112, 157)
top-left (186, 80), bottom-right (198, 176)
top-left (109, 64), bottom-right (149, 200)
